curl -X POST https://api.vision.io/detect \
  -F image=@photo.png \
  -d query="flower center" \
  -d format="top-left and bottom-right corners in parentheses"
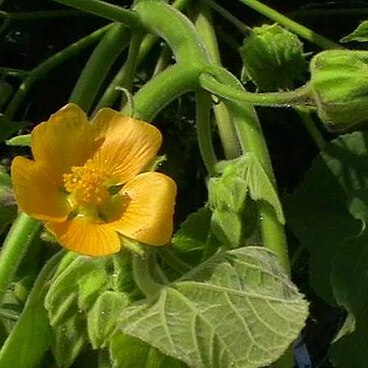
top-left (63, 159), bottom-right (109, 207)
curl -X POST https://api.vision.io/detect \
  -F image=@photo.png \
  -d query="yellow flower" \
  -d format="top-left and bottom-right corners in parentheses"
top-left (11, 103), bottom-right (177, 256)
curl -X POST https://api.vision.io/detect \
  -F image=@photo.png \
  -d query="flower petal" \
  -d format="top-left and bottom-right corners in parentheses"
top-left (31, 103), bottom-right (95, 184)
top-left (90, 108), bottom-right (162, 184)
top-left (47, 217), bottom-right (121, 256)
top-left (11, 156), bottom-right (70, 222)
top-left (110, 172), bottom-right (176, 246)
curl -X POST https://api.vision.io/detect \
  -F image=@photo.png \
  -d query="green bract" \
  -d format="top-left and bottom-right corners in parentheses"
top-left (310, 50), bottom-right (368, 131)
top-left (239, 24), bottom-right (307, 91)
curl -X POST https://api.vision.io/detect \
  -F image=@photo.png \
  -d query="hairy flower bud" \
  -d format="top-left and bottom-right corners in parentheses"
top-left (310, 50), bottom-right (368, 131)
top-left (239, 24), bottom-right (307, 91)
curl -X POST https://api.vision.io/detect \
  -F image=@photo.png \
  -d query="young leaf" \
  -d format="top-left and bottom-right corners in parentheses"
top-left (340, 21), bottom-right (368, 43)
top-left (110, 334), bottom-right (185, 368)
top-left (6, 134), bottom-right (31, 147)
top-left (45, 256), bottom-right (109, 367)
top-left (45, 257), bottom-right (107, 326)
top-left (87, 291), bottom-right (130, 349)
top-left (119, 246), bottom-right (308, 368)
top-left (172, 207), bottom-right (213, 253)
top-left (52, 312), bottom-right (88, 368)
top-left (208, 153), bottom-right (284, 246)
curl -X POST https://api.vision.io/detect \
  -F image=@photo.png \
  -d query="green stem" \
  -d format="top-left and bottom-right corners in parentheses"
top-left (126, 63), bottom-right (200, 121)
top-left (128, 0), bottom-right (290, 276)
top-left (51, 0), bottom-right (143, 30)
top-left (69, 23), bottom-right (130, 113)
top-left (152, 44), bottom-right (172, 76)
top-left (258, 201), bottom-right (289, 273)
top-left (0, 67), bottom-right (28, 79)
top-left (192, 3), bottom-right (240, 159)
top-left (0, 214), bottom-right (40, 306)
top-left (95, 0), bottom-right (194, 111)
top-left (290, 7), bottom-right (368, 19)
top-left (119, 32), bottom-right (144, 110)
top-left (200, 0), bottom-right (250, 35)
top-left (132, 250), bottom-right (162, 298)
top-left (3, 24), bottom-right (111, 121)
top-left (6, 10), bottom-right (89, 20)
top-left (200, 72), bottom-right (314, 107)
top-left (237, 0), bottom-right (342, 49)
top-left (195, 90), bottom-right (217, 175)
top-left (230, 100), bottom-right (290, 274)
top-left (294, 106), bottom-right (326, 150)
top-left (133, 0), bottom-right (208, 65)
top-left (94, 34), bottom-right (157, 111)
top-left (157, 248), bottom-right (191, 274)
top-left (210, 67), bottom-right (291, 273)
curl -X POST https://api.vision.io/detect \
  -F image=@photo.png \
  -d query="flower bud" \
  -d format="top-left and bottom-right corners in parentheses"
top-left (239, 24), bottom-right (307, 91)
top-left (310, 50), bottom-right (368, 131)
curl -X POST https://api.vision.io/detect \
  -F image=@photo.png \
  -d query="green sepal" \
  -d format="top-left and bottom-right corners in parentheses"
top-left (310, 50), bottom-right (368, 131)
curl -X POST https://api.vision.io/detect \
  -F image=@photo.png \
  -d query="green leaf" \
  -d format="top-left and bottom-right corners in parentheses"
top-left (52, 312), bottom-right (88, 368)
top-left (78, 265), bottom-right (108, 311)
top-left (45, 257), bottom-right (107, 326)
top-left (329, 231), bottom-right (368, 368)
top-left (172, 207), bottom-right (213, 253)
top-left (45, 256), bottom-right (108, 367)
top-left (87, 291), bottom-right (130, 349)
top-left (0, 252), bottom-right (64, 368)
top-left (210, 210), bottom-right (243, 247)
top-left (287, 132), bottom-right (368, 304)
top-left (209, 153), bottom-right (284, 223)
top-left (0, 166), bottom-right (17, 233)
top-left (340, 21), bottom-right (368, 43)
top-left (119, 246), bottom-right (308, 368)
top-left (110, 334), bottom-right (185, 368)
top-left (6, 133), bottom-right (31, 147)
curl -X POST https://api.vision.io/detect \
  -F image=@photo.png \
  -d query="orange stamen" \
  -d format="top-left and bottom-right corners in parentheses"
top-left (63, 159), bottom-right (109, 207)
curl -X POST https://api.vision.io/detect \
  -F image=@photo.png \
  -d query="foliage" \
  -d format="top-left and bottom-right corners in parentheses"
top-left (1, 1), bottom-right (368, 368)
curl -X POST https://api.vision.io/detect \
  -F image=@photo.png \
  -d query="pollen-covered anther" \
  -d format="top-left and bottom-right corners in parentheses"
top-left (63, 158), bottom-right (110, 206)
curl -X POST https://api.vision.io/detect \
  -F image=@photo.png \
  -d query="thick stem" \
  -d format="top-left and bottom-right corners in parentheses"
top-left (192, 3), bottom-right (240, 159)
top-left (195, 90), bottom-right (217, 176)
top-left (69, 23), bottom-right (130, 113)
top-left (125, 63), bottom-right (200, 121)
top-left (209, 67), bottom-right (291, 274)
top-left (132, 250), bottom-right (162, 298)
top-left (0, 214), bottom-right (40, 306)
top-left (294, 106), bottom-right (326, 150)
top-left (94, 34), bottom-right (157, 111)
top-left (133, 0), bottom-right (208, 65)
top-left (51, 0), bottom-right (143, 30)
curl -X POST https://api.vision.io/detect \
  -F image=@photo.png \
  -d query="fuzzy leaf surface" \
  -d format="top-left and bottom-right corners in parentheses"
top-left (119, 246), bottom-right (308, 368)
